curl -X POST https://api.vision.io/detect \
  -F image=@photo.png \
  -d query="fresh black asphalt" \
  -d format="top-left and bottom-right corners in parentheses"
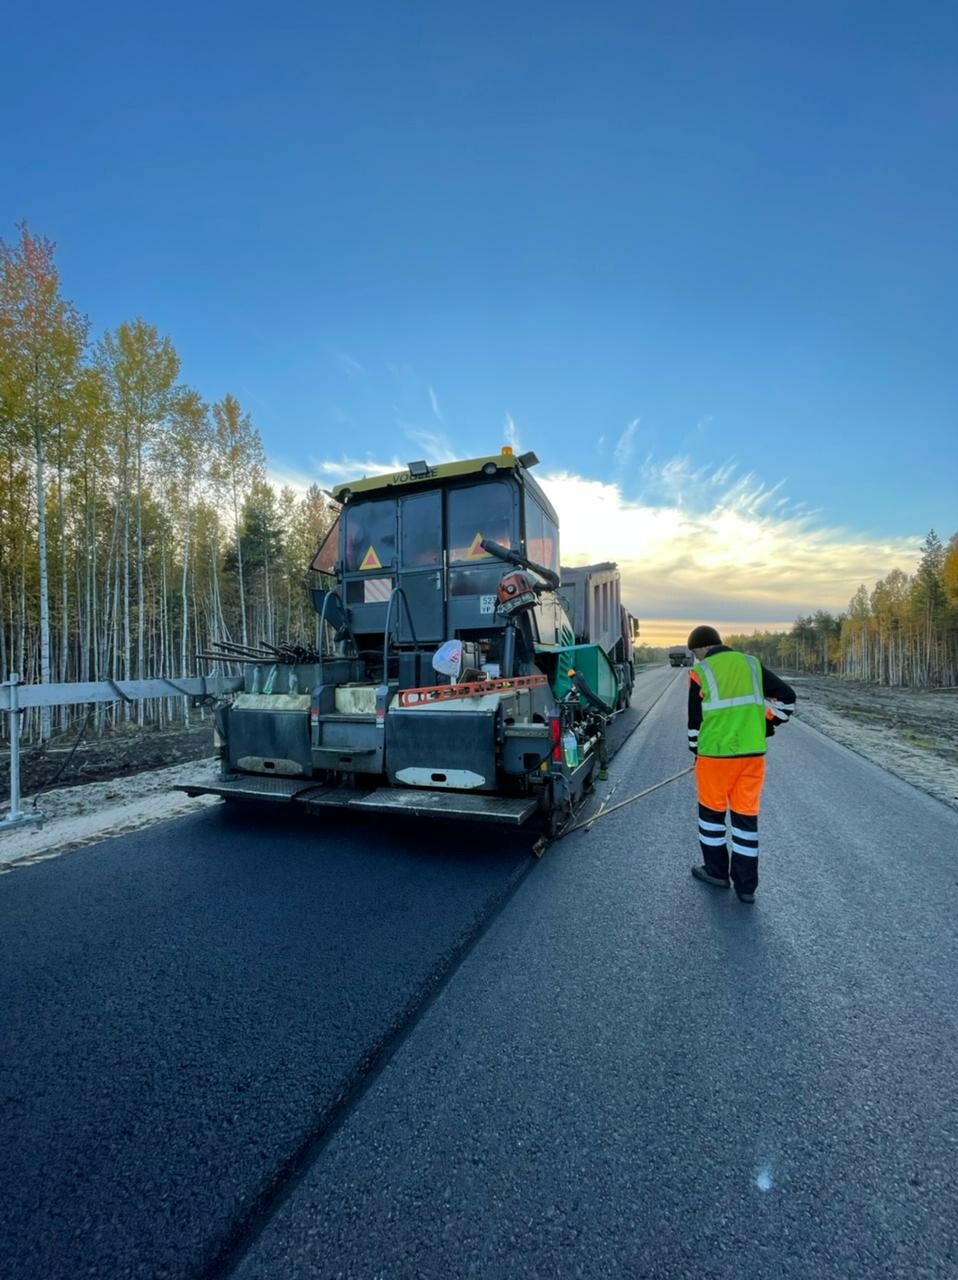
top-left (232, 675), bottom-right (958, 1280)
top-left (3, 665), bottom-right (954, 1278)
top-left (0, 799), bottom-right (538, 1279)
top-left (0, 670), bottom-right (666, 1279)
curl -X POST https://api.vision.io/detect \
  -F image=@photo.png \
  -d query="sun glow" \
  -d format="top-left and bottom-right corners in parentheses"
top-left (276, 452), bottom-right (919, 631)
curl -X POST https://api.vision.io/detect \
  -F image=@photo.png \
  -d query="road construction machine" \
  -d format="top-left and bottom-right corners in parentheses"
top-left (182, 448), bottom-right (634, 833)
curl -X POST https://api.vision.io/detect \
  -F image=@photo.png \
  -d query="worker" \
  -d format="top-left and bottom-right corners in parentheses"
top-left (686, 625), bottom-right (796, 904)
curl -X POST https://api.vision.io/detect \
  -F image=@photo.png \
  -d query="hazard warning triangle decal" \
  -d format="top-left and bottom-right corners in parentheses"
top-left (465, 532), bottom-right (489, 559)
top-left (359, 545), bottom-right (382, 571)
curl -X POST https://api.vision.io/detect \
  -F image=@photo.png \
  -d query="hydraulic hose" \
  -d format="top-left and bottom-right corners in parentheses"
top-left (479, 538), bottom-right (561, 591)
top-left (570, 670), bottom-right (614, 716)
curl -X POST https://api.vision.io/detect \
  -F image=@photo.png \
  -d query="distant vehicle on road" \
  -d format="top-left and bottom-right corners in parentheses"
top-left (668, 645), bottom-right (693, 667)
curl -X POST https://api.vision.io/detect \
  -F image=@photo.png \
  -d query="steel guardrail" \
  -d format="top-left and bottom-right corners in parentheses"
top-left (1, 673), bottom-right (244, 833)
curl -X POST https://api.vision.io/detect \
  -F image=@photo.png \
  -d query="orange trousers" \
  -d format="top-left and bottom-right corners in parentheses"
top-left (695, 755), bottom-right (766, 816)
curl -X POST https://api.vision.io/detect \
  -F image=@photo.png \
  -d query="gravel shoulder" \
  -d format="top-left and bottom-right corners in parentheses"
top-left (788, 674), bottom-right (958, 811)
top-left (0, 758), bottom-right (221, 871)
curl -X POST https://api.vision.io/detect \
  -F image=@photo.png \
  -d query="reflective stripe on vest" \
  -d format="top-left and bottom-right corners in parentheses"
top-left (694, 652), bottom-right (767, 756)
top-left (696, 654), bottom-right (763, 711)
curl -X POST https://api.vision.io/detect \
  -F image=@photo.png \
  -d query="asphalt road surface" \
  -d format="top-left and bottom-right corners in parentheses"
top-left (0, 668), bottom-right (665, 1279)
top-left (1, 666), bottom-right (955, 1279)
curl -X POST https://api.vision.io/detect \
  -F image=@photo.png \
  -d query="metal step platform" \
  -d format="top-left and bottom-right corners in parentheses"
top-left (178, 775), bottom-right (320, 802)
top-left (346, 788), bottom-right (539, 825)
top-left (178, 775), bottom-right (539, 825)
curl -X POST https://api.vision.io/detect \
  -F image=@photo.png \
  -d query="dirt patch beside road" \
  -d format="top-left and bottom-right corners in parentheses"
top-left (2, 718), bottom-right (214, 799)
top-left (0, 758), bottom-right (222, 872)
top-left (1, 717), bottom-right (221, 873)
top-left (789, 675), bottom-right (958, 811)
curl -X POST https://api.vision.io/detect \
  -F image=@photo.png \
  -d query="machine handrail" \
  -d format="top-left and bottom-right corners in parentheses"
top-left (317, 588), bottom-right (345, 661)
top-left (381, 585), bottom-right (417, 678)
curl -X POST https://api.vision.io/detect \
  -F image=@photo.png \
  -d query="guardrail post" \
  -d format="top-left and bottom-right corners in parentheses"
top-left (1, 673), bottom-right (44, 832)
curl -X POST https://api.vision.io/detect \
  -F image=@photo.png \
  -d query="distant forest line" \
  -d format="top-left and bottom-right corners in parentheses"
top-left (637, 529), bottom-right (958, 688)
top-left (3, 225), bottom-right (956, 755)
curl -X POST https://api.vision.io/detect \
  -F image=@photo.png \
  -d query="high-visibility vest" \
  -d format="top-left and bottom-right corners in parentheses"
top-left (693, 651), bottom-right (767, 757)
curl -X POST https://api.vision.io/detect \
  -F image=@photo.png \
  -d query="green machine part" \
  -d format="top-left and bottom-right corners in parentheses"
top-left (541, 643), bottom-right (620, 708)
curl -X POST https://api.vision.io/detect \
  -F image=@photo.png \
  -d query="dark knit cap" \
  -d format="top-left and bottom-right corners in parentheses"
top-left (687, 624), bottom-right (722, 649)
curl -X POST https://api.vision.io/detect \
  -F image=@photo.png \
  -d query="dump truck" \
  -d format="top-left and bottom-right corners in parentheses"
top-left (669, 645), bottom-right (693, 667)
top-left (182, 448), bottom-right (631, 834)
top-left (558, 562), bottom-right (634, 705)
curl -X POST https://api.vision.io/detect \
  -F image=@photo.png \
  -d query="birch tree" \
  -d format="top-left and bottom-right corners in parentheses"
top-left (97, 320), bottom-right (179, 701)
top-left (0, 225), bottom-right (86, 738)
top-left (942, 535), bottom-right (958, 607)
top-left (210, 393), bottom-right (264, 646)
top-left (67, 366), bottom-right (111, 682)
top-left (153, 387), bottom-right (211, 720)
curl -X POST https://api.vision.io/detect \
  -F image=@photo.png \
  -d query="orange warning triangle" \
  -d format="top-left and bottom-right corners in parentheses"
top-left (359, 545), bottom-right (382, 571)
top-left (465, 532), bottom-right (489, 560)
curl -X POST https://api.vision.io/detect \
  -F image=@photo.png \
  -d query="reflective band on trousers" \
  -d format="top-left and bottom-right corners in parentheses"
top-left (697, 653), bottom-right (763, 712)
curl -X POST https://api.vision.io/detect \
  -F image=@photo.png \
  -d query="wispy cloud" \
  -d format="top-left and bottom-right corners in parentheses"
top-left (613, 418), bottom-right (640, 469)
top-left (266, 463), bottom-right (323, 495)
top-left (310, 455), bottom-right (405, 484)
top-left (334, 351), bottom-right (364, 379)
top-left (402, 426), bottom-right (458, 464)
top-left (429, 386), bottom-right (442, 421)
top-left (504, 412), bottom-right (521, 451)
top-left (540, 461), bottom-right (920, 624)
top-left (267, 455), bottom-right (406, 496)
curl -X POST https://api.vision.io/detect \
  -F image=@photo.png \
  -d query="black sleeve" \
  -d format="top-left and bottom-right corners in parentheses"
top-left (687, 673), bottom-right (702, 752)
top-left (761, 665), bottom-right (796, 724)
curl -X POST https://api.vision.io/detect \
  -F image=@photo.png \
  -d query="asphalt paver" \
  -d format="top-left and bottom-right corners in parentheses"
top-left (233, 676), bottom-right (958, 1279)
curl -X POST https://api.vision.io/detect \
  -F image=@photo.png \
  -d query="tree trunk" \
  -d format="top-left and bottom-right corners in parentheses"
top-left (181, 510), bottom-right (191, 723)
top-left (123, 486), bottom-right (131, 718)
top-left (234, 487), bottom-right (248, 646)
top-left (33, 426), bottom-right (52, 741)
top-left (136, 441), bottom-right (145, 725)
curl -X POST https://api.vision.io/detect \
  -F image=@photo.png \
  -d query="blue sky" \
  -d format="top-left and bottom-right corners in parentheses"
top-left (4, 2), bottom-right (956, 640)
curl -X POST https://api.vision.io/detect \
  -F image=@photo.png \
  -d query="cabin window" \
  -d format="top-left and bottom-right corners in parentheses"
top-left (447, 482), bottom-right (514, 563)
top-left (310, 514), bottom-right (340, 573)
top-left (400, 491), bottom-right (441, 566)
top-left (344, 499), bottom-right (396, 571)
top-left (524, 495), bottom-right (558, 573)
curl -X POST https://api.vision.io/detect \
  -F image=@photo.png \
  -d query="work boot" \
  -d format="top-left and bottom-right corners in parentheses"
top-left (691, 865), bottom-right (730, 889)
